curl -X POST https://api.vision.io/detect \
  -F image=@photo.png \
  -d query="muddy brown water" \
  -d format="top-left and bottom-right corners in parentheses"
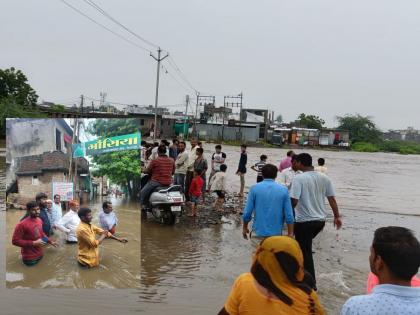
top-left (140, 144), bottom-right (420, 314)
top-left (2, 144), bottom-right (420, 314)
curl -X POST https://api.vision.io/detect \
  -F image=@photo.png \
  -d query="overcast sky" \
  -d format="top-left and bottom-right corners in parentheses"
top-left (2, 0), bottom-right (420, 130)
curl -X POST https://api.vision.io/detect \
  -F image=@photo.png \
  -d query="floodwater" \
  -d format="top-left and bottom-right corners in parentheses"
top-left (140, 144), bottom-right (420, 314)
top-left (5, 197), bottom-right (140, 288)
top-left (1, 142), bottom-right (420, 314)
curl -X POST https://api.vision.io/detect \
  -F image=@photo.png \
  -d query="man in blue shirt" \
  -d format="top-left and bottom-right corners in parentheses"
top-left (242, 164), bottom-right (294, 240)
top-left (341, 226), bottom-right (420, 315)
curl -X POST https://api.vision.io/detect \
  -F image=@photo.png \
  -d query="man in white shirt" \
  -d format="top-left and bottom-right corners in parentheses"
top-left (185, 139), bottom-right (198, 201)
top-left (290, 153), bottom-right (342, 289)
top-left (341, 226), bottom-right (420, 315)
top-left (56, 200), bottom-right (81, 244)
top-left (52, 194), bottom-right (63, 226)
top-left (278, 154), bottom-right (302, 190)
top-left (174, 141), bottom-right (189, 192)
top-left (98, 201), bottom-right (118, 235)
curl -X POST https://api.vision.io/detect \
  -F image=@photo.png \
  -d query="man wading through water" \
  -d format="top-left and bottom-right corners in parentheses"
top-left (77, 207), bottom-right (127, 268)
top-left (290, 153), bottom-right (342, 289)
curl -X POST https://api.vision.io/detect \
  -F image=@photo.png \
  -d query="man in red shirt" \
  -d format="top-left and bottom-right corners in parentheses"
top-left (12, 201), bottom-right (58, 266)
top-left (140, 144), bottom-right (175, 208)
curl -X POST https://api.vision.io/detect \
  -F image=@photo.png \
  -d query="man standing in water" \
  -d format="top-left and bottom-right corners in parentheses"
top-left (279, 150), bottom-right (294, 172)
top-left (98, 201), bottom-right (118, 235)
top-left (56, 200), bottom-right (81, 244)
top-left (185, 139), bottom-right (198, 201)
top-left (12, 201), bottom-right (58, 266)
top-left (290, 153), bottom-right (342, 289)
top-left (34, 192), bottom-right (52, 236)
top-left (242, 164), bottom-right (294, 244)
top-left (174, 141), bottom-right (189, 191)
top-left (77, 207), bottom-right (127, 268)
top-left (236, 144), bottom-right (247, 197)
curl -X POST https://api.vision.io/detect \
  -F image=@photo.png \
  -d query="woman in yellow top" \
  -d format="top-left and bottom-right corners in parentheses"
top-left (76, 207), bottom-right (128, 268)
top-left (219, 236), bottom-right (325, 315)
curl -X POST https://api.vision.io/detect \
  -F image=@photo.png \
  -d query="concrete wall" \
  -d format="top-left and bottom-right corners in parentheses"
top-left (196, 124), bottom-right (260, 142)
top-left (16, 171), bottom-right (67, 205)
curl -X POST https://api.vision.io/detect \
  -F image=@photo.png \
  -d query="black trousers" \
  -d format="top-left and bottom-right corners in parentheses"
top-left (294, 220), bottom-right (325, 285)
top-left (185, 171), bottom-right (194, 201)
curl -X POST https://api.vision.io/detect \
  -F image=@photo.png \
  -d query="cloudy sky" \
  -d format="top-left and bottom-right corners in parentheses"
top-left (2, 0), bottom-right (420, 130)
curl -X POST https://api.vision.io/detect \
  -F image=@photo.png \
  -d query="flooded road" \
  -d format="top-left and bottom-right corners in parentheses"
top-left (6, 197), bottom-right (140, 288)
top-left (140, 144), bottom-right (420, 314)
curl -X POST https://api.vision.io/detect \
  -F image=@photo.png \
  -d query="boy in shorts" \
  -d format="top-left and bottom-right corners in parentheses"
top-left (209, 164), bottom-right (227, 210)
top-left (188, 169), bottom-right (204, 217)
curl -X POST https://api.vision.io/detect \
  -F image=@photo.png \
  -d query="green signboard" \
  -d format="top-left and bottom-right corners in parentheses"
top-left (73, 133), bottom-right (141, 157)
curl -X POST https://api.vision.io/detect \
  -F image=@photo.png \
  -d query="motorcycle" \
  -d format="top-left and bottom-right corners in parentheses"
top-left (140, 170), bottom-right (185, 225)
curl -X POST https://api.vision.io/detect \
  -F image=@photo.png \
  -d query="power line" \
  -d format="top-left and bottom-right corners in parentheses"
top-left (161, 64), bottom-right (196, 94)
top-left (165, 56), bottom-right (198, 94)
top-left (58, 0), bottom-right (152, 53)
top-left (82, 0), bottom-right (159, 49)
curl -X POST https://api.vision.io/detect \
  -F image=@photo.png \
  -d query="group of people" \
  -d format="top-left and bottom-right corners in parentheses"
top-left (140, 139), bottom-right (233, 216)
top-left (12, 192), bottom-right (127, 268)
top-left (220, 151), bottom-right (420, 314)
top-left (219, 227), bottom-right (420, 314)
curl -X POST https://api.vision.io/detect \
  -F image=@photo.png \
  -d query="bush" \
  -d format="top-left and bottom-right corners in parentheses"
top-left (352, 142), bottom-right (380, 152)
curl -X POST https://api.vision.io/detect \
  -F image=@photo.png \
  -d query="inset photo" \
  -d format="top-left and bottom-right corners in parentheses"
top-left (5, 118), bottom-right (141, 288)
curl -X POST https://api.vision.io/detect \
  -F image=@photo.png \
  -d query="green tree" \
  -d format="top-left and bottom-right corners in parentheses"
top-left (87, 118), bottom-right (141, 199)
top-left (336, 114), bottom-right (382, 144)
top-left (0, 68), bottom-right (44, 138)
top-left (0, 67), bottom-right (38, 106)
top-left (296, 113), bottom-right (325, 129)
top-left (275, 114), bottom-right (283, 124)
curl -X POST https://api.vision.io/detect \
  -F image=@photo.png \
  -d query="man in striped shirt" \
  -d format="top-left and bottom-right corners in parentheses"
top-left (251, 154), bottom-right (267, 183)
top-left (140, 144), bottom-right (175, 208)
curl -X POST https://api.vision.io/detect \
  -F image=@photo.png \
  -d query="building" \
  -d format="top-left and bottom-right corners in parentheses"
top-left (383, 127), bottom-right (420, 143)
top-left (319, 129), bottom-right (350, 146)
top-left (13, 151), bottom-right (89, 205)
top-left (6, 118), bottom-right (73, 190)
top-left (241, 109), bottom-right (269, 140)
top-left (6, 118), bottom-right (90, 205)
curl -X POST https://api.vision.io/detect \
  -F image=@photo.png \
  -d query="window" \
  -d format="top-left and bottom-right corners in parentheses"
top-left (140, 119), bottom-right (144, 126)
top-left (56, 129), bottom-right (62, 151)
top-left (32, 176), bottom-right (39, 185)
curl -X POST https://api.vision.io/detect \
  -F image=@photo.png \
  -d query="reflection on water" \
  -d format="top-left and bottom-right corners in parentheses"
top-left (140, 144), bottom-right (420, 314)
top-left (6, 197), bottom-right (140, 288)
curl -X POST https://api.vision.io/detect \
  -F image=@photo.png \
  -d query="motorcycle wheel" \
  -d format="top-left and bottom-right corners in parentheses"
top-left (162, 210), bottom-right (176, 225)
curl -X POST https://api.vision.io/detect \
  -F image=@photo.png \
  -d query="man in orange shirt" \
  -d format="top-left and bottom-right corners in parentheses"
top-left (76, 207), bottom-right (127, 268)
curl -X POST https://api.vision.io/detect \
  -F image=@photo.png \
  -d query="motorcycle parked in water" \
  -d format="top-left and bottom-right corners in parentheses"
top-left (140, 172), bottom-right (185, 225)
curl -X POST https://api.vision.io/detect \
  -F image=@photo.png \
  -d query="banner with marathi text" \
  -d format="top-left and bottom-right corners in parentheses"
top-left (72, 133), bottom-right (141, 157)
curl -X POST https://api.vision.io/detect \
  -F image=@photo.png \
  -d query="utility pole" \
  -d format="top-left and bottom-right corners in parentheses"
top-left (80, 94), bottom-right (84, 114)
top-left (224, 93), bottom-right (243, 141)
top-left (194, 94), bottom-right (215, 139)
top-left (184, 95), bottom-right (189, 140)
top-left (194, 92), bottom-right (199, 138)
top-left (150, 47), bottom-right (169, 140)
top-left (222, 96), bottom-right (226, 142)
top-left (68, 118), bottom-right (77, 181)
top-left (74, 119), bottom-right (81, 202)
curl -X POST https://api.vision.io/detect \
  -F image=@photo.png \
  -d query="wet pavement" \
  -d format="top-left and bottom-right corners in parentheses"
top-left (140, 143), bottom-right (420, 314)
top-left (6, 196), bottom-right (140, 289)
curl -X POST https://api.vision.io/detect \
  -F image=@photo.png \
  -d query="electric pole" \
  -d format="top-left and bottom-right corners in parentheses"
top-left (184, 95), bottom-right (189, 140)
top-left (224, 93), bottom-right (243, 141)
top-left (150, 47), bottom-right (169, 140)
top-left (80, 94), bottom-right (84, 114)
